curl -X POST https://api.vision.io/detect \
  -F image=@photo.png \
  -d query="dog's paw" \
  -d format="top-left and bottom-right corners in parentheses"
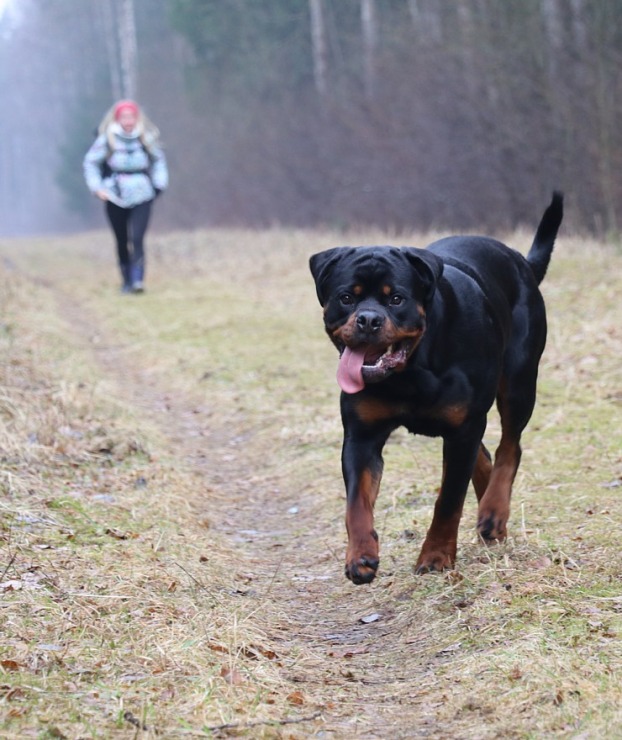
top-left (345, 555), bottom-right (379, 585)
top-left (345, 529), bottom-right (379, 584)
top-left (477, 511), bottom-right (508, 543)
top-left (414, 549), bottom-right (454, 575)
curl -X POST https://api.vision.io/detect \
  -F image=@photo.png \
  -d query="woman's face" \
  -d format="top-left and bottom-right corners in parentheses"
top-left (118, 108), bottom-right (138, 133)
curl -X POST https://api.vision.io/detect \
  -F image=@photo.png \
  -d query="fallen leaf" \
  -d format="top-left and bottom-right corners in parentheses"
top-left (6, 708), bottom-right (27, 719)
top-left (220, 666), bottom-right (244, 685)
top-left (508, 666), bottom-right (523, 681)
top-left (4, 687), bottom-right (26, 701)
top-left (207, 643), bottom-right (229, 654)
top-left (1, 660), bottom-right (22, 672)
top-left (287, 690), bottom-right (304, 705)
top-left (444, 570), bottom-right (463, 584)
top-left (241, 645), bottom-right (278, 661)
top-left (0, 580), bottom-right (23, 592)
top-left (105, 528), bottom-right (138, 540)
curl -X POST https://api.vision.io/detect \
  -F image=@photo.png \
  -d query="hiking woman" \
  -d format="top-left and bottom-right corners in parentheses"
top-left (83, 100), bottom-right (168, 293)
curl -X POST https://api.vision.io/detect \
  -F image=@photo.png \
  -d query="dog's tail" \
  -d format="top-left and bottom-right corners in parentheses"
top-left (527, 191), bottom-right (564, 285)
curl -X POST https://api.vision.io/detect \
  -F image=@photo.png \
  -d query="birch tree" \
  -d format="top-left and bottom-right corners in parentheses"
top-left (118, 0), bottom-right (138, 99)
top-left (99, 0), bottom-right (138, 101)
top-left (361, 0), bottom-right (377, 101)
top-left (309, 0), bottom-right (327, 96)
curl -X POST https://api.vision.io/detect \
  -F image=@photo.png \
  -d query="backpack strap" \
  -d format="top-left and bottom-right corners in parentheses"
top-left (102, 136), bottom-right (155, 178)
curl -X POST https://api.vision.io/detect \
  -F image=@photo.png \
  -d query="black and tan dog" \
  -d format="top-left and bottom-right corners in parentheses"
top-left (310, 193), bottom-right (563, 584)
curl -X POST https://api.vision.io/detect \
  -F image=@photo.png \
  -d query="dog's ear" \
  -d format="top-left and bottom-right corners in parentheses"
top-left (400, 248), bottom-right (444, 303)
top-left (309, 248), bottom-right (354, 306)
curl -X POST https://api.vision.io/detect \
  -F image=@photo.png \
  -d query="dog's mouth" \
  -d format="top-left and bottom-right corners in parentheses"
top-left (337, 339), bottom-right (417, 394)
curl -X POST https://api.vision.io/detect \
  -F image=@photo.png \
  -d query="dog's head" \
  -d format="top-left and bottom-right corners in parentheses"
top-left (309, 246), bottom-right (443, 394)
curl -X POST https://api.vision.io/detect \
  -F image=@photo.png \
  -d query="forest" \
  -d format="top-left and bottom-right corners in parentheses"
top-left (1, 0), bottom-right (622, 236)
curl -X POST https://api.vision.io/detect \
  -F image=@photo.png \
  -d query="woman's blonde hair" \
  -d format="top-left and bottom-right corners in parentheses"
top-left (98, 101), bottom-right (161, 154)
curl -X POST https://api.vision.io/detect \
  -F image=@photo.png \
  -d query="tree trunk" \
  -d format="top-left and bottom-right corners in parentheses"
top-left (118, 0), bottom-right (138, 99)
top-left (361, 0), bottom-right (377, 101)
top-left (309, 0), bottom-right (327, 97)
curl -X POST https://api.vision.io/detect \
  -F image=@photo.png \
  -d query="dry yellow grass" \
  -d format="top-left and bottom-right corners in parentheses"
top-left (0, 224), bottom-right (621, 738)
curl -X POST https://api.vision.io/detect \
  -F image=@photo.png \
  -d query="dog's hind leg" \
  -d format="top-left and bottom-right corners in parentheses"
top-left (477, 365), bottom-right (540, 542)
top-left (477, 283), bottom-right (547, 543)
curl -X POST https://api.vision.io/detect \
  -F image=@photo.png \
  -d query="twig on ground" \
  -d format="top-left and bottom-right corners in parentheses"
top-left (1, 548), bottom-right (17, 582)
top-left (205, 711), bottom-right (322, 732)
top-left (169, 558), bottom-right (223, 605)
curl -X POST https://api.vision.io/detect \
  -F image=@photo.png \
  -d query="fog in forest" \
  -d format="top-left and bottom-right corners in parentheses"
top-left (1, 0), bottom-right (622, 237)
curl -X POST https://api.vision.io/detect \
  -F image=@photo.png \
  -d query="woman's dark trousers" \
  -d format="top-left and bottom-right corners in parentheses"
top-left (105, 199), bottom-right (153, 291)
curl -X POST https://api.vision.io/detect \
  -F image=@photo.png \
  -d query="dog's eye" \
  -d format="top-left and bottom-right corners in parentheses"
top-left (340, 293), bottom-right (354, 306)
top-left (389, 294), bottom-right (404, 306)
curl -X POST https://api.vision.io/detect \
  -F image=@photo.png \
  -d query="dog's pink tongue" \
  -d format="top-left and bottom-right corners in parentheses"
top-left (337, 346), bottom-right (367, 394)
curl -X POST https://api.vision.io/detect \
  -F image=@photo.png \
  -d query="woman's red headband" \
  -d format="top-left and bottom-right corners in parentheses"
top-left (113, 100), bottom-right (140, 120)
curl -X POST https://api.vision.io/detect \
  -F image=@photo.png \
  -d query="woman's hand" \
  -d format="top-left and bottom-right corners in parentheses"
top-left (95, 189), bottom-right (109, 201)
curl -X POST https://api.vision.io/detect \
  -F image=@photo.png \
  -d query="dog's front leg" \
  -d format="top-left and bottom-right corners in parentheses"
top-left (341, 429), bottom-right (389, 585)
top-left (416, 422), bottom-right (485, 573)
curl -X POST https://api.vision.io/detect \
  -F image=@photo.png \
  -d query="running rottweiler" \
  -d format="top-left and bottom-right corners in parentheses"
top-left (310, 193), bottom-right (563, 584)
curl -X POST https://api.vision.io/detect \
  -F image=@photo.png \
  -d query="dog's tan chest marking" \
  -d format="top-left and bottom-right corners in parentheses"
top-left (354, 397), bottom-right (406, 424)
top-left (354, 398), bottom-right (468, 428)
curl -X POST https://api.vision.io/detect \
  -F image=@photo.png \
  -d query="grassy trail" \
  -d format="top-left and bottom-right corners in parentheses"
top-left (1, 227), bottom-right (621, 738)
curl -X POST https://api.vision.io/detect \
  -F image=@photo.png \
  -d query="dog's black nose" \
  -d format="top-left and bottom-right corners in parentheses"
top-left (356, 310), bottom-right (383, 333)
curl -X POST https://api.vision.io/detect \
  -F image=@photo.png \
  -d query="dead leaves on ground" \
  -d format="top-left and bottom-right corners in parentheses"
top-left (208, 641), bottom-right (281, 686)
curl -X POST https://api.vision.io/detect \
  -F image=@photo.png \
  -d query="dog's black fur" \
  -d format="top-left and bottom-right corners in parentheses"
top-left (310, 193), bottom-right (563, 584)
